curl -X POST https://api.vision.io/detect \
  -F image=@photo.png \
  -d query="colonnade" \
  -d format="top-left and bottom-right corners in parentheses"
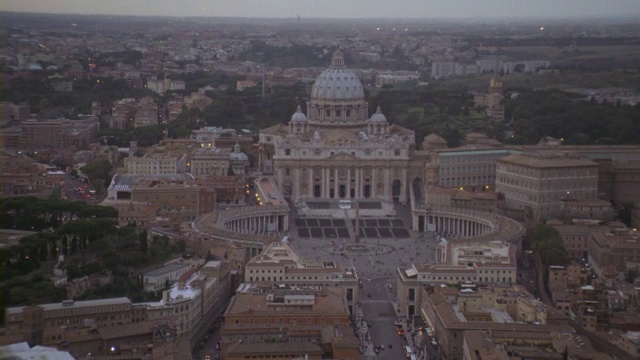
top-left (288, 166), bottom-right (407, 203)
top-left (224, 214), bottom-right (288, 235)
top-left (414, 214), bottom-right (489, 238)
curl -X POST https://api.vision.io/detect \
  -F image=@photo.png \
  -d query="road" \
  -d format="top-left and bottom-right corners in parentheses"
top-left (360, 278), bottom-right (406, 360)
top-left (286, 203), bottom-right (437, 359)
top-left (63, 175), bottom-right (97, 203)
top-left (194, 319), bottom-right (223, 360)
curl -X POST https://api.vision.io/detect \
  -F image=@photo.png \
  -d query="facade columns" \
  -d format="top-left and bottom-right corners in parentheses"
top-left (294, 168), bottom-right (300, 200)
top-left (347, 168), bottom-right (352, 198)
top-left (334, 168), bottom-right (339, 198)
top-left (355, 168), bottom-right (360, 198)
top-left (308, 168), bottom-right (313, 197)
top-left (371, 168), bottom-right (376, 198)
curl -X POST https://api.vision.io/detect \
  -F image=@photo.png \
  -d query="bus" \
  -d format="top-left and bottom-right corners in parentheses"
top-left (338, 199), bottom-right (352, 209)
top-left (404, 345), bottom-right (414, 358)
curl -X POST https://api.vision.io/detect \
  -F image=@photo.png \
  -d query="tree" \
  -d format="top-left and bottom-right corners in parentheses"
top-left (61, 235), bottom-right (68, 255)
top-left (81, 159), bottom-right (113, 185)
top-left (140, 229), bottom-right (148, 254)
top-left (532, 225), bottom-right (568, 266)
top-left (564, 132), bottom-right (592, 145)
top-left (70, 236), bottom-right (78, 254)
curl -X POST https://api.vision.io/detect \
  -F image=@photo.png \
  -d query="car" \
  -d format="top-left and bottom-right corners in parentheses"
top-left (215, 343), bottom-right (220, 350)
top-left (379, 344), bottom-right (385, 350)
top-left (388, 344), bottom-right (393, 349)
top-left (374, 348), bottom-right (380, 354)
top-left (367, 293), bottom-right (371, 298)
top-left (387, 284), bottom-right (393, 289)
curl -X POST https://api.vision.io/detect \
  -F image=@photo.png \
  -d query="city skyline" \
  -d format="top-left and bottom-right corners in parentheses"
top-left (4, 0), bottom-right (640, 19)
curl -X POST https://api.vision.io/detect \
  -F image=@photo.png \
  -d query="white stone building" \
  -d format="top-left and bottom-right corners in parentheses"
top-left (495, 152), bottom-right (599, 224)
top-left (258, 48), bottom-right (415, 203)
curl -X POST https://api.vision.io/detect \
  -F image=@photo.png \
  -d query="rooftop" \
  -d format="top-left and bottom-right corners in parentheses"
top-left (498, 152), bottom-right (598, 168)
top-left (7, 297), bottom-right (131, 315)
top-left (226, 286), bottom-right (347, 316)
top-left (144, 263), bottom-right (190, 277)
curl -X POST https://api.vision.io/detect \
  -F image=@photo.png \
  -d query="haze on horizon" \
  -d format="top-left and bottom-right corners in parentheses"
top-left (4, 0), bottom-right (640, 20)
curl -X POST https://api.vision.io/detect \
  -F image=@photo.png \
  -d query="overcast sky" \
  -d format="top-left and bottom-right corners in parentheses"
top-left (4, 0), bottom-right (640, 19)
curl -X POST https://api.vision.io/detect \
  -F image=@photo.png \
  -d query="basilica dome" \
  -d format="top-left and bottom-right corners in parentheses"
top-left (370, 106), bottom-right (387, 123)
top-left (310, 48), bottom-right (364, 101)
top-left (291, 105), bottom-right (308, 122)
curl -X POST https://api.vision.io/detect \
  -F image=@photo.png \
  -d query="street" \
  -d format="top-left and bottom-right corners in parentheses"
top-left (359, 277), bottom-right (405, 359)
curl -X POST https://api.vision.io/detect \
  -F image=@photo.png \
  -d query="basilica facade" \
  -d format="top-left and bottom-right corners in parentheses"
top-left (258, 48), bottom-right (416, 203)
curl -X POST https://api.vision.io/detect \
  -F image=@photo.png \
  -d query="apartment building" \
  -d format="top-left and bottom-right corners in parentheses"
top-left (142, 263), bottom-right (192, 292)
top-left (560, 199), bottom-right (615, 222)
top-left (124, 153), bottom-right (187, 175)
top-left (191, 147), bottom-right (231, 178)
top-left (5, 298), bottom-right (133, 346)
top-left (588, 226), bottom-right (640, 276)
top-left (20, 119), bottom-right (64, 149)
top-left (130, 179), bottom-right (216, 222)
top-left (133, 97), bottom-right (158, 128)
top-left (421, 286), bottom-right (574, 360)
top-left (222, 284), bottom-right (358, 360)
top-left (426, 147), bottom-right (517, 191)
top-left (550, 222), bottom-right (608, 259)
top-left (397, 239), bottom-right (517, 317)
top-left (245, 241), bottom-right (359, 314)
top-left (496, 152), bottom-right (599, 224)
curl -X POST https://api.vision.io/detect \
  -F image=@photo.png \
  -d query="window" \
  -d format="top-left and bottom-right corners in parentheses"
top-left (285, 148), bottom-right (291, 156)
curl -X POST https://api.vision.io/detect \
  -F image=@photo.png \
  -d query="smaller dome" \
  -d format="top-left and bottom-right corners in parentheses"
top-left (370, 106), bottom-right (387, 123)
top-left (291, 105), bottom-right (308, 123)
top-left (230, 152), bottom-right (248, 161)
top-left (230, 142), bottom-right (248, 161)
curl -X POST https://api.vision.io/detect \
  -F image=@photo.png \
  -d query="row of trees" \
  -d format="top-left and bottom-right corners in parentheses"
top-left (532, 225), bottom-right (569, 267)
top-left (5, 76), bottom-right (153, 115)
top-left (1, 197), bottom-right (118, 231)
top-left (504, 89), bottom-right (640, 145)
top-left (168, 82), bottom-right (305, 138)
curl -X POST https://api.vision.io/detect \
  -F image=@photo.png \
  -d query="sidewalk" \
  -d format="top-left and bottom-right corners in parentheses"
top-left (355, 303), bottom-right (375, 359)
top-left (400, 320), bottom-right (429, 360)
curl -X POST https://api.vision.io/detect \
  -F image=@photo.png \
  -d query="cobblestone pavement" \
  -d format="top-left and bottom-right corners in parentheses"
top-left (289, 202), bottom-right (437, 280)
top-left (287, 203), bottom-right (438, 359)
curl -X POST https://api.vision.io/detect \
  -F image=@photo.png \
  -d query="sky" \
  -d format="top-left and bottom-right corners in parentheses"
top-left (4, 0), bottom-right (640, 19)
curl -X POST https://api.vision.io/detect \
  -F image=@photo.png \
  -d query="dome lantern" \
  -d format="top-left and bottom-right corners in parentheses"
top-left (331, 46), bottom-right (345, 69)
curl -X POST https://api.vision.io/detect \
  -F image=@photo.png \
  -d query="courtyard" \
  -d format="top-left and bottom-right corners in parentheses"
top-left (288, 201), bottom-right (437, 280)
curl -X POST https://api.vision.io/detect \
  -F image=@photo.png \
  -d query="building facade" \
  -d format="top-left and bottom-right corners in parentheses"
top-left (396, 240), bottom-right (517, 317)
top-left (245, 241), bottom-right (359, 314)
top-left (222, 285), bottom-right (358, 360)
top-left (258, 48), bottom-right (415, 203)
top-left (125, 153), bottom-right (187, 175)
top-left (496, 152), bottom-right (599, 224)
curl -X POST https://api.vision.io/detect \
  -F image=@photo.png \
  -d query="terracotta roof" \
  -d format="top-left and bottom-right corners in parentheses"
top-left (498, 153), bottom-right (597, 168)
top-left (226, 287), bottom-right (348, 316)
top-left (424, 133), bottom-right (447, 144)
top-left (97, 321), bottom-right (152, 339)
top-left (225, 341), bottom-right (323, 355)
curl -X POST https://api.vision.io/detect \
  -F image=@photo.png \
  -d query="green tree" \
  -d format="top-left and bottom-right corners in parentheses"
top-left (70, 235), bottom-right (78, 254)
top-left (532, 225), bottom-right (569, 266)
top-left (140, 229), bottom-right (148, 254)
top-left (81, 159), bottom-right (113, 186)
top-left (61, 235), bottom-right (68, 255)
